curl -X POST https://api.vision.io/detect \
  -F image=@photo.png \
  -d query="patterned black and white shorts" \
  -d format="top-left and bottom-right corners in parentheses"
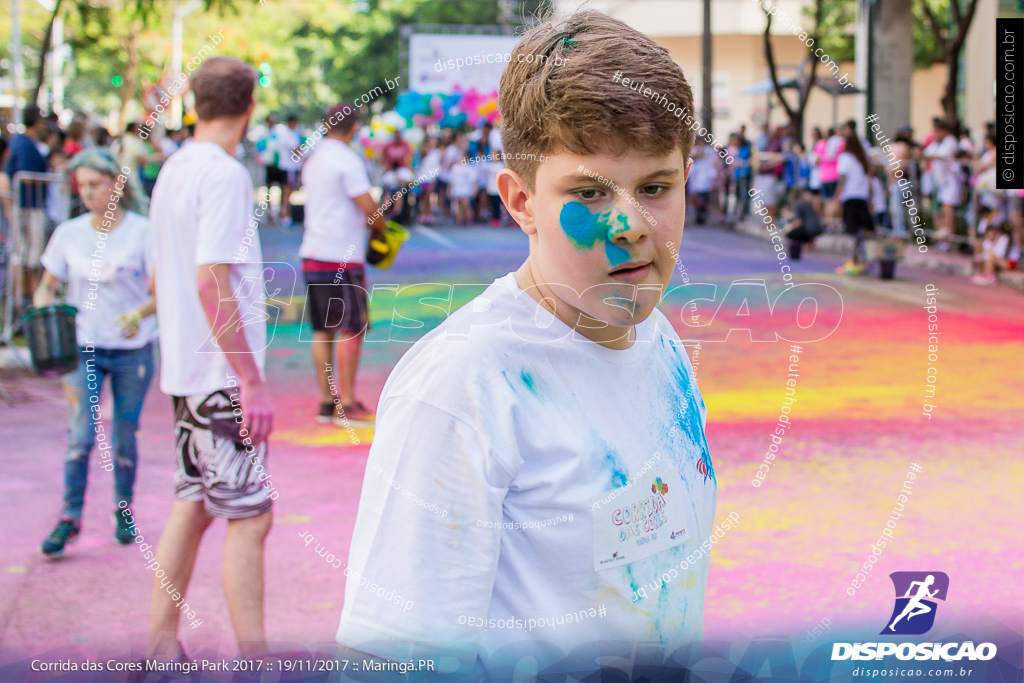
top-left (172, 389), bottom-right (273, 519)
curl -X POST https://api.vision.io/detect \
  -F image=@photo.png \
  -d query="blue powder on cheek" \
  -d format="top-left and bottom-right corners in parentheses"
top-left (560, 202), bottom-right (634, 268)
top-left (560, 201), bottom-right (605, 249)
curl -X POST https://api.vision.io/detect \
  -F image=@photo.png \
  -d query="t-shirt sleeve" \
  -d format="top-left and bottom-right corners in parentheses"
top-left (39, 222), bottom-right (69, 279)
top-left (336, 395), bottom-right (510, 662)
top-left (342, 152), bottom-right (372, 198)
top-left (195, 163), bottom-right (253, 266)
top-left (836, 153), bottom-right (851, 177)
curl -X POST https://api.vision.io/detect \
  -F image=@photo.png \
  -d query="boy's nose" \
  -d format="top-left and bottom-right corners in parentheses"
top-left (607, 204), bottom-right (648, 245)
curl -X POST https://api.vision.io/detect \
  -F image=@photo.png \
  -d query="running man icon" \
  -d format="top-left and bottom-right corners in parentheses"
top-left (881, 571), bottom-right (949, 635)
top-left (889, 575), bottom-right (938, 630)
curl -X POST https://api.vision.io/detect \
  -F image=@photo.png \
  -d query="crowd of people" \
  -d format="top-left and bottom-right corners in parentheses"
top-left (248, 116), bottom-right (511, 228)
top-left (684, 117), bottom-right (1018, 283)
top-left (5, 104), bottom-right (1015, 288)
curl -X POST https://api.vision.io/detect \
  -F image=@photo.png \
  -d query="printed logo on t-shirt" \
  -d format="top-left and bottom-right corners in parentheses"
top-left (592, 469), bottom-right (690, 571)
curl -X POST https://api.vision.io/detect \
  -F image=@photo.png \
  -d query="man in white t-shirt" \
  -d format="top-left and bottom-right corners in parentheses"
top-left (270, 115), bottom-right (304, 225)
top-left (922, 120), bottom-right (961, 244)
top-left (147, 57), bottom-right (274, 661)
top-left (299, 102), bottom-right (386, 427)
top-left (336, 13), bottom-right (718, 676)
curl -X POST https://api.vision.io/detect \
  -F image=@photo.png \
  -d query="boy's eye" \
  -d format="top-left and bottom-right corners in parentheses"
top-left (574, 188), bottom-right (604, 201)
top-left (640, 184), bottom-right (669, 197)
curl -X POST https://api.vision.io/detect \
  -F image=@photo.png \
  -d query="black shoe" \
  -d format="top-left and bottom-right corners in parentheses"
top-left (113, 509), bottom-right (135, 545)
top-left (41, 518), bottom-right (80, 559)
top-left (317, 401), bottom-right (336, 423)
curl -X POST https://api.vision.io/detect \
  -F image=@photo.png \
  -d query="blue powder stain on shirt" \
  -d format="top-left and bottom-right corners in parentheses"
top-left (520, 369), bottom-right (538, 396)
top-left (663, 346), bottom-right (715, 484)
top-left (592, 433), bottom-right (629, 488)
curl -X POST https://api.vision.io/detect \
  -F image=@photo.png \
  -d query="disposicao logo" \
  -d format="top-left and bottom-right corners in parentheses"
top-left (831, 572), bottom-right (997, 662)
top-left (882, 571), bottom-right (948, 635)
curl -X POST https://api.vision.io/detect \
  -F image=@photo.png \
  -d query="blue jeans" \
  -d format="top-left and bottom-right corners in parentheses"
top-left (61, 344), bottom-right (154, 519)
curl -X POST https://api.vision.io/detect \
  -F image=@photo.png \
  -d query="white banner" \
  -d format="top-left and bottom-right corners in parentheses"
top-left (409, 33), bottom-right (521, 95)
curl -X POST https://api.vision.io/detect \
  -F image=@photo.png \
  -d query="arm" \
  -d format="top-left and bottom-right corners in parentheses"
top-left (353, 192), bottom-right (387, 234)
top-left (117, 255), bottom-right (159, 338)
top-left (902, 580), bottom-right (922, 598)
top-left (829, 175), bottom-right (846, 212)
top-left (0, 172), bottom-right (12, 222)
top-left (336, 396), bottom-right (510, 663)
top-left (197, 262), bottom-right (274, 445)
top-left (115, 294), bottom-right (156, 338)
top-left (33, 270), bottom-right (62, 307)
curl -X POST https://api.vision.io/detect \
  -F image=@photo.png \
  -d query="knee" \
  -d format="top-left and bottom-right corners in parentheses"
top-left (252, 511), bottom-right (274, 539)
top-left (232, 511), bottom-right (273, 541)
top-left (65, 448), bottom-right (90, 464)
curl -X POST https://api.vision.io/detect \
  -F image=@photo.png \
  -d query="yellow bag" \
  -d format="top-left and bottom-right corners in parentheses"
top-left (366, 220), bottom-right (410, 269)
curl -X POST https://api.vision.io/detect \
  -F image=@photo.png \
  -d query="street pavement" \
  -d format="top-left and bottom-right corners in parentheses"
top-left (1, 218), bottom-right (1022, 669)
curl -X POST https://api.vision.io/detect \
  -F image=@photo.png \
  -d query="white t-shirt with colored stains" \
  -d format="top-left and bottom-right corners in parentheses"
top-left (336, 272), bottom-right (718, 663)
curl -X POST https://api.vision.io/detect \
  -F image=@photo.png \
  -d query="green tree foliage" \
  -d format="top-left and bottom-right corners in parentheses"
top-left (13, 0), bottom-right (544, 126)
top-left (804, 0), bottom-right (946, 69)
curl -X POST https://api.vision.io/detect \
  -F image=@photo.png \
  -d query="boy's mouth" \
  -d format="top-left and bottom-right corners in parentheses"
top-left (608, 260), bottom-right (652, 282)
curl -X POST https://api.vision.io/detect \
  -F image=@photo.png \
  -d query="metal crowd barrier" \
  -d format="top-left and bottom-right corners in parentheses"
top-left (1, 172), bottom-right (78, 404)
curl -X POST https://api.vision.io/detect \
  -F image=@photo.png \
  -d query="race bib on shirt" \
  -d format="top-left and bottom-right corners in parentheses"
top-left (593, 468), bottom-right (691, 571)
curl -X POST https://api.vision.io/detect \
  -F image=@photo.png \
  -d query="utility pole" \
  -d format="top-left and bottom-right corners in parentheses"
top-left (171, 0), bottom-right (202, 129)
top-left (701, 0), bottom-right (712, 135)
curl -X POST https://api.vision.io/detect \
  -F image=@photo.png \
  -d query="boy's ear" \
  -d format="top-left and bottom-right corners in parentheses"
top-left (497, 168), bottom-right (534, 234)
top-left (684, 156), bottom-right (693, 184)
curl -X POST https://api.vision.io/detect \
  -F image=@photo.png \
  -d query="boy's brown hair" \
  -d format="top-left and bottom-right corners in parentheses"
top-left (191, 57), bottom-right (256, 122)
top-left (499, 10), bottom-right (696, 190)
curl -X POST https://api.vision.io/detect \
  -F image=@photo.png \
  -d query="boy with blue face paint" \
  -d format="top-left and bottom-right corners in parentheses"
top-left (337, 9), bottom-right (718, 669)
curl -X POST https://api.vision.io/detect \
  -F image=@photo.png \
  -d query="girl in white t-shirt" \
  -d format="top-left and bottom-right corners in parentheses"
top-left (416, 136), bottom-right (443, 224)
top-left (831, 133), bottom-right (874, 275)
top-left (439, 132), bottom-right (466, 219)
top-left (33, 148), bottom-right (157, 559)
top-left (448, 152), bottom-right (480, 226)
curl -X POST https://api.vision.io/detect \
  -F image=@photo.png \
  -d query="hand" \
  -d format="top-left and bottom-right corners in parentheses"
top-left (116, 310), bottom-right (142, 338)
top-left (239, 379), bottom-right (274, 446)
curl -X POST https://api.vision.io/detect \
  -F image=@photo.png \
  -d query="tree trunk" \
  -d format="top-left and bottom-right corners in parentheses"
top-left (29, 0), bottom-right (65, 108)
top-left (873, 0), bottom-right (913, 135)
top-left (942, 49), bottom-right (958, 124)
top-left (791, 110), bottom-right (804, 149)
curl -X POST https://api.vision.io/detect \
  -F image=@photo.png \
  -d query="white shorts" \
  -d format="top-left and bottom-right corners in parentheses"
top-left (938, 180), bottom-right (962, 207)
top-left (754, 174), bottom-right (780, 206)
top-left (13, 208), bottom-right (48, 267)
